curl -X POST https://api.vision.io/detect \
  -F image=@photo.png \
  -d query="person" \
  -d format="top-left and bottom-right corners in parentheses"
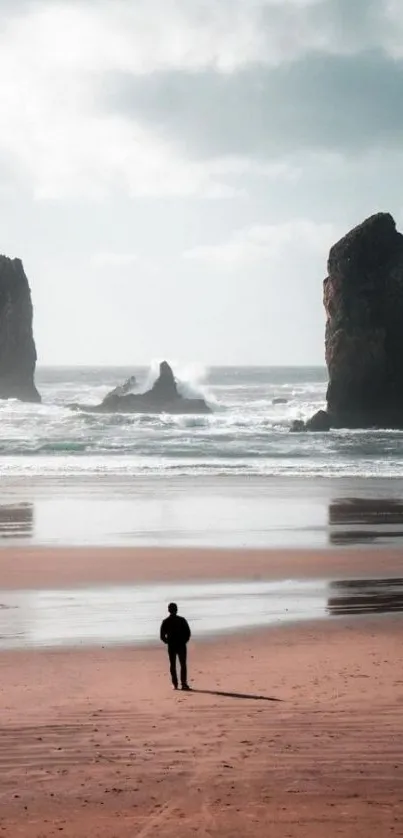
top-left (160, 602), bottom-right (191, 691)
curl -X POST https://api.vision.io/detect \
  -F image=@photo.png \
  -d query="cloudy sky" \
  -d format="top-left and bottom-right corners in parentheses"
top-left (1, 0), bottom-right (402, 366)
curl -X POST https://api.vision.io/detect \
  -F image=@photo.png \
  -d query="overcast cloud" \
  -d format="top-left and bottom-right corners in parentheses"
top-left (0, 0), bottom-right (402, 365)
top-left (106, 52), bottom-right (403, 159)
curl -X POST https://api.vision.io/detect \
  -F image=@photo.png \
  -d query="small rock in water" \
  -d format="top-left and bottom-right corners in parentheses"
top-left (305, 410), bottom-right (331, 432)
top-left (290, 419), bottom-right (306, 433)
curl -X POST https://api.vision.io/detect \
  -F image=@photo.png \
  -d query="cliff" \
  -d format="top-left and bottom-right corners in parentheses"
top-left (0, 256), bottom-right (40, 402)
top-left (324, 212), bottom-right (403, 428)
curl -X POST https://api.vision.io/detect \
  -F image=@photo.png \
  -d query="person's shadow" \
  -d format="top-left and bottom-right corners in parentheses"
top-left (187, 688), bottom-right (282, 702)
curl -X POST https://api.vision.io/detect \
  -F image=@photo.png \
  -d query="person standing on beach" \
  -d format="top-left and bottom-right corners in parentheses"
top-left (160, 603), bottom-right (191, 691)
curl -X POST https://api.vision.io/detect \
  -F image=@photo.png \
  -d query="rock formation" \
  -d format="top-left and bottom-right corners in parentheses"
top-left (296, 212), bottom-right (403, 430)
top-left (76, 361), bottom-right (211, 414)
top-left (101, 374), bottom-right (137, 407)
top-left (290, 419), bottom-right (306, 433)
top-left (0, 256), bottom-right (40, 402)
top-left (324, 212), bottom-right (403, 428)
top-left (305, 409), bottom-right (331, 432)
top-left (290, 411), bottom-right (331, 433)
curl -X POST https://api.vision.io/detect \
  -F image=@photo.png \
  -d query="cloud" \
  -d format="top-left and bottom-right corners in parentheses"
top-left (1, 0), bottom-right (402, 368)
top-left (0, 0), bottom-right (402, 201)
top-left (0, 0), bottom-right (333, 78)
top-left (106, 50), bottom-right (403, 163)
top-left (184, 220), bottom-right (337, 269)
top-left (258, 0), bottom-right (392, 58)
top-left (5, 0), bottom-right (398, 74)
top-left (0, 2), bottom-right (261, 200)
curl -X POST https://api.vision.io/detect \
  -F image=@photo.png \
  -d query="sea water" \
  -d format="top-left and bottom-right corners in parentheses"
top-left (0, 364), bottom-right (403, 479)
top-left (1, 366), bottom-right (403, 546)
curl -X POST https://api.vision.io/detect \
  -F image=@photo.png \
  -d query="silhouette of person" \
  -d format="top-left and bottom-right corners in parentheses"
top-left (160, 602), bottom-right (191, 691)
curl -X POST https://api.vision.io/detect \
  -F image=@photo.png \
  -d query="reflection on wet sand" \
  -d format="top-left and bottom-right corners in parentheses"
top-left (328, 498), bottom-right (403, 545)
top-left (327, 577), bottom-right (403, 615)
top-left (0, 579), bottom-right (326, 651)
top-left (0, 503), bottom-right (33, 539)
top-left (0, 576), bottom-right (402, 651)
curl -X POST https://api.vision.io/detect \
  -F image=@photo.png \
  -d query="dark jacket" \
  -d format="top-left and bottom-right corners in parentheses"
top-left (160, 614), bottom-right (191, 648)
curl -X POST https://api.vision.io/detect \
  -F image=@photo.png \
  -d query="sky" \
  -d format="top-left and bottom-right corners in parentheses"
top-left (1, 0), bottom-right (403, 366)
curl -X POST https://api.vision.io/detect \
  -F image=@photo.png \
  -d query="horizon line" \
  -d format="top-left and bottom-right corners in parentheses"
top-left (35, 362), bottom-right (327, 370)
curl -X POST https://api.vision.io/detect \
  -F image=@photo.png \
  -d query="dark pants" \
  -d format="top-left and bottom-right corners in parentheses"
top-left (168, 645), bottom-right (187, 687)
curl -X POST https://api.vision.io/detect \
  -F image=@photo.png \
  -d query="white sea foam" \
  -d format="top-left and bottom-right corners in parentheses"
top-left (0, 365), bottom-right (402, 478)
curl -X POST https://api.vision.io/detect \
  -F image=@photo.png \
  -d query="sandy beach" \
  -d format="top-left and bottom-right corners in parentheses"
top-left (1, 617), bottom-right (402, 837)
top-left (0, 547), bottom-right (402, 836)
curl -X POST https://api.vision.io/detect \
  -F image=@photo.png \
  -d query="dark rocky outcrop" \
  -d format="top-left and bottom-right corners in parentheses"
top-left (76, 361), bottom-right (211, 414)
top-left (290, 411), bottom-right (330, 432)
top-left (290, 419), bottom-right (306, 432)
top-left (324, 212), bottom-right (403, 428)
top-left (0, 256), bottom-right (40, 402)
top-left (305, 409), bottom-right (331, 432)
top-left (101, 374), bottom-right (137, 407)
top-left (272, 397), bottom-right (288, 405)
top-left (298, 211), bottom-right (403, 431)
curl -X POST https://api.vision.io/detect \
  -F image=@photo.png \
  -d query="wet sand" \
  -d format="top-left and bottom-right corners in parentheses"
top-left (1, 547), bottom-right (403, 836)
top-left (3, 475), bottom-right (403, 549)
top-left (1, 617), bottom-right (402, 837)
top-left (2, 544), bottom-right (403, 589)
top-left (1, 576), bottom-right (403, 651)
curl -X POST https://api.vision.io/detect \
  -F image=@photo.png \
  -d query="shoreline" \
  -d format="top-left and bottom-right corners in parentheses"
top-left (0, 546), bottom-right (402, 654)
top-left (1, 545), bottom-right (403, 590)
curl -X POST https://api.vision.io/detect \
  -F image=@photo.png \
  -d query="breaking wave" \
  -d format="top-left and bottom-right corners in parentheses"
top-left (0, 364), bottom-right (403, 477)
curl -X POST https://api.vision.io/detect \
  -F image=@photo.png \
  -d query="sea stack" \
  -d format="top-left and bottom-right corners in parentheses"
top-left (74, 361), bottom-right (211, 415)
top-left (0, 256), bottom-right (40, 402)
top-left (324, 212), bottom-right (403, 428)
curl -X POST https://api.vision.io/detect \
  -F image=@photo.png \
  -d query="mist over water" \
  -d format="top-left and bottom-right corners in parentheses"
top-left (143, 359), bottom-right (215, 404)
top-left (0, 365), bottom-right (403, 478)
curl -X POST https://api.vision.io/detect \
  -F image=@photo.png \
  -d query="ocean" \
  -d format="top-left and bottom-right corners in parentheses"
top-left (1, 364), bottom-right (403, 479)
top-left (1, 365), bottom-right (403, 547)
